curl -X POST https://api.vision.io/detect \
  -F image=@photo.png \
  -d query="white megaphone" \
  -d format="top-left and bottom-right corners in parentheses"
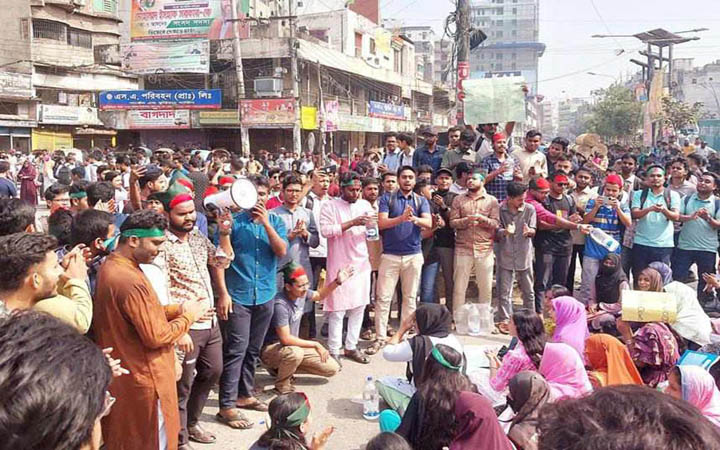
top-left (204, 178), bottom-right (258, 210)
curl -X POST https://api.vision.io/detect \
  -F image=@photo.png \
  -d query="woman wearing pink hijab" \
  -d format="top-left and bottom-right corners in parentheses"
top-left (550, 296), bottom-right (589, 360)
top-left (667, 365), bottom-right (720, 428)
top-left (539, 342), bottom-right (593, 401)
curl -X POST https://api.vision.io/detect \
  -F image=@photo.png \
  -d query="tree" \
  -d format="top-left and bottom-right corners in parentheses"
top-left (659, 96), bottom-right (704, 133)
top-left (585, 85), bottom-right (642, 142)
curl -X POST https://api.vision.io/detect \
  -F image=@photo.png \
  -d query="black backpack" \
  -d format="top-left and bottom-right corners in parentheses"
top-left (638, 188), bottom-right (672, 210)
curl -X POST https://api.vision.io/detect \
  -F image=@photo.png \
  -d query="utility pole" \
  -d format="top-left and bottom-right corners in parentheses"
top-left (317, 59), bottom-right (325, 162)
top-left (289, 0), bottom-right (301, 157)
top-left (455, 0), bottom-right (471, 125)
top-left (232, 0), bottom-right (249, 157)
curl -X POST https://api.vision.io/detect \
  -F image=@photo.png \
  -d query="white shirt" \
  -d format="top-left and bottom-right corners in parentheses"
top-left (400, 148), bottom-right (415, 168)
top-left (306, 191), bottom-right (330, 258)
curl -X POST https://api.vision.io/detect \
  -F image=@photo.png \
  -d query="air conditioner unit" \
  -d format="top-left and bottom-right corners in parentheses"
top-left (254, 77), bottom-right (283, 97)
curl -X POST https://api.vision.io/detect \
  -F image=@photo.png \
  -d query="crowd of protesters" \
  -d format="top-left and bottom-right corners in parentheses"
top-left (1, 126), bottom-right (720, 450)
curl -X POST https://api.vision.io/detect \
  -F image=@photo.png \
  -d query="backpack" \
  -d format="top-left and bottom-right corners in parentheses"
top-left (55, 164), bottom-right (71, 186)
top-left (683, 194), bottom-right (720, 219)
top-left (638, 188), bottom-right (672, 210)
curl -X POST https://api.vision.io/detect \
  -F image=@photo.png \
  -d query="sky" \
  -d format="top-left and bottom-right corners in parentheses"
top-left (381, 0), bottom-right (720, 102)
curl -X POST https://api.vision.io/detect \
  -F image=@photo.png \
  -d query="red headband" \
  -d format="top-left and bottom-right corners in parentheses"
top-left (289, 266), bottom-right (306, 280)
top-left (605, 174), bottom-right (623, 187)
top-left (553, 174), bottom-right (569, 184)
top-left (492, 132), bottom-right (506, 143)
top-left (203, 186), bottom-right (219, 198)
top-left (219, 176), bottom-right (235, 186)
top-left (169, 193), bottom-right (193, 210)
top-left (177, 178), bottom-right (194, 190)
top-left (534, 178), bottom-right (550, 189)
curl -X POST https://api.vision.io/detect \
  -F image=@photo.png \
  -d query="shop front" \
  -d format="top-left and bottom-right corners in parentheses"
top-left (0, 126), bottom-right (32, 153)
top-left (32, 128), bottom-right (73, 151)
top-left (240, 99), bottom-right (296, 154)
top-left (196, 110), bottom-right (242, 152)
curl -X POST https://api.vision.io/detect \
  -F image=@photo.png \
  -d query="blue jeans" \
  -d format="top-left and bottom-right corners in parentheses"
top-left (218, 301), bottom-right (274, 409)
top-left (419, 261), bottom-right (440, 303)
top-left (671, 248), bottom-right (716, 301)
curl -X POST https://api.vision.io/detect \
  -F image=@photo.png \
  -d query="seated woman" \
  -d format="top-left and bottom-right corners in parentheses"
top-left (541, 284), bottom-right (571, 334)
top-left (507, 371), bottom-right (551, 450)
top-left (395, 344), bottom-right (475, 450)
top-left (538, 342), bottom-right (593, 401)
top-left (249, 392), bottom-right (333, 450)
top-left (547, 296), bottom-right (589, 360)
top-left (379, 303), bottom-right (463, 413)
top-left (449, 392), bottom-right (513, 450)
top-left (486, 309), bottom-right (546, 392)
top-left (699, 342), bottom-right (720, 389)
top-left (667, 365), bottom-right (720, 428)
top-left (365, 432), bottom-right (412, 450)
top-left (626, 322), bottom-right (680, 388)
top-left (649, 262), bottom-right (713, 348)
top-left (584, 334), bottom-right (643, 388)
top-left (589, 254), bottom-right (630, 335)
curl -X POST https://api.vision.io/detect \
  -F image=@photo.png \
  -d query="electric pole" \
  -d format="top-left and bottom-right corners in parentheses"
top-left (456, 0), bottom-right (471, 125)
top-left (289, 0), bottom-right (301, 157)
top-left (232, 0), bottom-right (249, 156)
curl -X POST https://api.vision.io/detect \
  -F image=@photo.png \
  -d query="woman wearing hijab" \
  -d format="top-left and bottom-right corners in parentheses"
top-left (584, 334), bottom-right (643, 388)
top-left (379, 304), bottom-right (463, 414)
top-left (449, 392), bottom-right (512, 450)
top-left (548, 296), bottom-right (589, 360)
top-left (667, 365), bottom-right (720, 428)
top-left (487, 309), bottom-right (545, 392)
top-left (593, 253), bottom-right (629, 307)
top-left (18, 159), bottom-right (37, 206)
top-left (396, 344), bottom-right (475, 450)
top-left (649, 262), bottom-right (713, 348)
top-left (627, 322), bottom-right (680, 387)
top-left (507, 371), bottom-right (551, 450)
top-left (538, 342), bottom-right (592, 400)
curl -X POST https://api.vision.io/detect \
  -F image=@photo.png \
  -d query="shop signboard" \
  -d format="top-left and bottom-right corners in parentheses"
top-left (131, 0), bottom-right (221, 41)
top-left (39, 105), bottom-right (102, 126)
top-left (99, 89), bottom-right (222, 110)
top-left (301, 106), bottom-right (318, 130)
top-left (127, 109), bottom-right (191, 129)
top-left (323, 100), bottom-right (339, 132)
top-left (121, 40), bottom-right (210, 75)
top-left (0, 71), bottom-right (32, 99)
top-left (240, 98), bottom-right (296, 126)
top-left (368, 101), bottom-right (407, 120)
top-left (198, 109), bottom-right (240, 126)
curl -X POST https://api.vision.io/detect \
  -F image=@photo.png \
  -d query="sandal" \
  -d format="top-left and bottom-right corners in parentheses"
top-left (236, 398), bottom-right (269, 412)
top-left (188, 424), bottom-right (216, 444)
top-left (364, 340), bottom-right (385, 356)
top-left (344, 348), bottom-right (371, 364)
top-left (215, 410), bottom-right (254, 430)
top-left (360, 328), bottom-right (375, 341)
top-left (496, 322), bottom-right (510, 335)
top-left (387, 326), bottom-right (396, 337)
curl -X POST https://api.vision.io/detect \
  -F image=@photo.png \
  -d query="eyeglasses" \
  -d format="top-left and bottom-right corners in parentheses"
top-left (100, 391), bottom-right (116, 419)
top-left (556, 183), bottom-right (569, 187)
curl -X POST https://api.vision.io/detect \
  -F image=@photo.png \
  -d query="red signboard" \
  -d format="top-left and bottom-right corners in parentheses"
top-left (240, 98), bottom-right (296, 125)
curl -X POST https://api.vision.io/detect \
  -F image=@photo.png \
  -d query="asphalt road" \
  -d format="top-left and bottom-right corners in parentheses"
top-left (193, 331), bottom-right (511, 450)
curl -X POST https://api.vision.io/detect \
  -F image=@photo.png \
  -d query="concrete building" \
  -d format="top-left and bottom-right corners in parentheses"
top-left (394, 26), bottom-right (436, 84)
top-left (538, 100), bottom-right (555, 139)
top-left (434, 39), bottom-right (455, 89)
top-left (557, 98), bottom-right (590, 140)
top-left (469, 0), bottom-right (545, 94)
top-left (674, 59), bottom-right (720, 119)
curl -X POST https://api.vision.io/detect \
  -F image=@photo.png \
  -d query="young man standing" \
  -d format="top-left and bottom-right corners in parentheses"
top-left (362, 177), bottom-right (383, 336)
top-left (449, 170), bottom-right (499, 311)
top-left (619, 153), bottom-right (641, 194)
top-left (372, 166), bottom-right (432, 353)
top-left (430, 168), bottom-right (456, 311)
top-left (381, 133), bottom-right (401, 173)
top-left (441, 129), bottom-right (477, 169)
top-left (514, 130), bottom-right (547, 180)
top-left (449, 161), bottom-right (473, 195)
top-left (481, 132), bottom-right (521, 202)
top-left (397, 133), bottom-right (415, 168)
top-left (217, 176), bottom-right (287, 427)
top-left (413, 126), bottom-right (446, 171)
top-left (674, 172), bottom-right (720, 301)
top-left (319, 171), bottom-right (376, 364)
top-left (0, 160), bottom-right (17, 198)
top-left (260, 262), bottom-right (350, 393)
top-left (381, 172), bottom-right (398, 194)
top-left (495, 182), bottom-right (536, 325)
top-left (446, 126), bottom-right (462, 152)
top-left (566, 166), bottom-right (597, 294)
top-left (546, 137), bottom-right (569, 177)
top-left (630, 165), bottom-right (680, 278)
top-left (579, 175), bottom-right (631, 307)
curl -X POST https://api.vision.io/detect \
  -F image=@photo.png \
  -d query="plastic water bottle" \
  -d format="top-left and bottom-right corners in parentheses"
top-left (454, 306), bottom-right (470, 335)
top-left (589, 228), bottom-right (620, 252)
top-left (363, 376), bottom-right (379, 420)
top-left (365, 217), bottom-right (380, 241)
top-left (477, 304), bottom-right (494, 335)
top-left (467, 304), bottom-right (481, 336)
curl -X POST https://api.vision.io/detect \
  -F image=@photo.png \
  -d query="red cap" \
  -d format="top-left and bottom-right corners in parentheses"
top-left (552, 173), bottom-right (569, 184)
top-left (605, 174), bottom-right (623, 187)
top-left (492, 132), bottom-right (506, 143)
top-left (534, 178), bottom-right (550, 189)
top-left (219, 176), bottom-right (235, 186)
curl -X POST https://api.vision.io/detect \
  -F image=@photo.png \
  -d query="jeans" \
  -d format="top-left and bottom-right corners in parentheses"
top-left (218, 301), bottom-right (274, 409)
top-left (533, 251), bottom-right (571, 313)
top-left (672, 248), bottom-right (717, 301)
top-left (578, 256), bottom-right (602, 305)
top-left (419, 260), bottom-right (440, 303)
top-left (631, 244), bottom-right (672, 284)
top-left (566, 244), bottom-right (585, 293)
top-left (178, 326), bottom-right (223, 445)
top-left (436, 247), bottom-right (455, 313)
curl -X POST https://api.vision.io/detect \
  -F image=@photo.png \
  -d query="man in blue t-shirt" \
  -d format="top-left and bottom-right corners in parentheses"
top-left (372, 166), bottom-right (431, 351)
top-left (0, 161), bottom-right (17, 198)
top-left (578, 175), bottom-right (632, 307)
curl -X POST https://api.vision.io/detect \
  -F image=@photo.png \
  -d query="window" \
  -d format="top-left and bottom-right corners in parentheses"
top-left (355, 32), bottom-right (362, 58)
top-left (93, 0), bottom-right (117, 14)
top-left (512, 63), bottom-right (517, 70)
top-left (68, 28), bottom-right (92, 49)
top-left (0, 102), bottom-right (19, 115)
top-left (496, 20), bottom-right (503, 26)
top-left (497, 7), bottom-right (504, 15)
top-left (512, 30), bottom-right (517, 37)
top-left (512, 52), bottom-right (517, 59)
top-left (496, 30), bottom-right (503, 38)
top-left (370, 38), bottom-right (376, 55)
top-left (496, 53), bottom-right (503, 60)
top-left (33, 19), bottom-right (66, 41)
top-left (513, 7), bottom-right (517, 14)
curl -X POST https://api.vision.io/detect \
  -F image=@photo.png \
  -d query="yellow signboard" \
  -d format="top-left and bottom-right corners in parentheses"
top-left (621, 290), bottom-right (677, 323)
top-left (32, 129), bottom-right (73, 151)
top-left (301, 106), bottom-right (318, 130)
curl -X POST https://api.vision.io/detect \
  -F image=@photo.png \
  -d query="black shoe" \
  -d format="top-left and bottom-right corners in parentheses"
top-left (321, 322), bottom-right (329, 337)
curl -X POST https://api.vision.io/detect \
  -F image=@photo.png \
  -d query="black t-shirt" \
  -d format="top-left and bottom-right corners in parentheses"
top-left (535, 194), bottom-right (575, 255)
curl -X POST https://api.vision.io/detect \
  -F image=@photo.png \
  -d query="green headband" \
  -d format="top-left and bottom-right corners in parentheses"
top-left (285, 400), bottom-right (310, 427)
top-left (120, 228), bottom-right (165, 238)
top-left (69, 191), bottom-right (87, 199)
top-left (471, 172), bottom-right (486, 182)
top-left (431, 346), bottom-right (461, 371)
top-left (340, 179), bottom-right (358, 187)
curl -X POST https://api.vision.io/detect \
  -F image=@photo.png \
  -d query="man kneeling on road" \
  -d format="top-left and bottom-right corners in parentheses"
top-left (261, 262), bottom-right (354, 394)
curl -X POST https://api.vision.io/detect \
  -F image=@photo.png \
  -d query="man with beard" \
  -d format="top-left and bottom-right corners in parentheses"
top-left (153, 184), bottom-right (234, 448)
top-left (481, 132), bottom-right (522, 202)
top-left (514, 130), bottom-right (547, 180)
top-left (474, 122), bottom-right (516, 161)
top-left (430, 168), bottom-right (456, 310)
top-left (93, 209), bottom-right (209, 450)
top-left (413, 126), bottom-right (446, 171)
top-left (441, 128), bottom-right (477, 169)
top-left (320, 171), bottom-right (376, 364)
top-left (70, 208), bottom-right (115, 295)
top-left (361, 176), bottom-right (382, 339)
